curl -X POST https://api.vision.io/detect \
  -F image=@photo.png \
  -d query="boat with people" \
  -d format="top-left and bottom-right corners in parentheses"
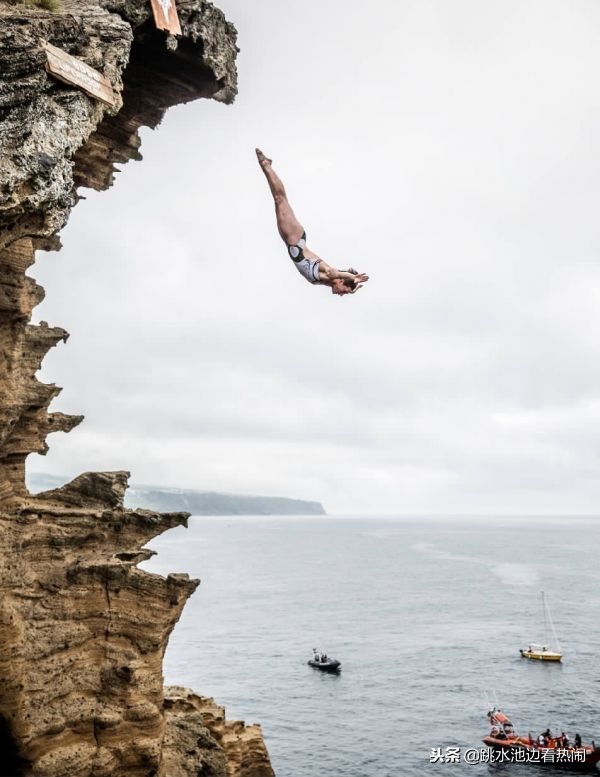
top-left (483, 707), bottom-right (600, 770)
top-left (519, 643), bottom-right (562, 662)
top-left (520, 591), bottom-right (563, 662)
top-left (307, 648), bottom-right (341, 674)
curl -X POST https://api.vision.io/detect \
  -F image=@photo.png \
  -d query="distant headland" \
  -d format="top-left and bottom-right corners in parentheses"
top-left (27, 473), bottom-right (326, 516)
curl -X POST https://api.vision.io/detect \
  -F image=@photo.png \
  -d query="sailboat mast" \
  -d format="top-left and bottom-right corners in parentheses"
top-left (542, 591), bottom-right (549, 644)
top-left (542, 591), bottom-right (562, 653)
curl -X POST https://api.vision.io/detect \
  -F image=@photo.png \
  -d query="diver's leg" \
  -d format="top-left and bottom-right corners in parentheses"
top-left (256, 149), bottom-right (304, 245)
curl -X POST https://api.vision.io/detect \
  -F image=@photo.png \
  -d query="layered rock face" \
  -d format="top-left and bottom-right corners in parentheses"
top-left (0, 2), bottom-right (274, 776)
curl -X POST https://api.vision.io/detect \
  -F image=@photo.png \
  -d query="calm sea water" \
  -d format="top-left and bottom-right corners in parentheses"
top-left (143, 516), bottom-right (600, 777)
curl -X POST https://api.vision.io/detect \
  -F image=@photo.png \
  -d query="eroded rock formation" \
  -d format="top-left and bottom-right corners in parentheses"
top-left (0, 1), bottom-right (274, 775)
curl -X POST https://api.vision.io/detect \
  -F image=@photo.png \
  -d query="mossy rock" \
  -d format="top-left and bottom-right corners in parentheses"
top-left (23, 0), bottom-right (62, 12)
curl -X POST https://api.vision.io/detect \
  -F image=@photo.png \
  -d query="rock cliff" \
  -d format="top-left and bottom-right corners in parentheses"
top-left (29, 475), bottom-right (327, 516)
top-left (0, 2), bottom-right (274, 776)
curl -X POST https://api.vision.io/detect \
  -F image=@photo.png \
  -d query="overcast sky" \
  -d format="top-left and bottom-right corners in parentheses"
top-left (29, 0), bottom-right (600, 514)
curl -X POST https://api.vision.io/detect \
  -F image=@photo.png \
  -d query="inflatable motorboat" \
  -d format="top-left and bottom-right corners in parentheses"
top-left (308, 648), bottom-right (341, 674)
top-left (483, 707), bottom-right (600, 769)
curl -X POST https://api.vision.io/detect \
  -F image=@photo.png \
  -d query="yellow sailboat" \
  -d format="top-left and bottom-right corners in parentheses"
top-left (519, 592), bottom-right (562, 662)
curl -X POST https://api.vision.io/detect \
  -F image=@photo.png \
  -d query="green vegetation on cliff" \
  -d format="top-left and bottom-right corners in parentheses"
top-left (24, 0), bottom-right (62, 12)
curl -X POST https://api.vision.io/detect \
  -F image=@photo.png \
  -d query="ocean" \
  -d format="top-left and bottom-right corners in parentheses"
top-left (143, 516), bottom-right (600, 776)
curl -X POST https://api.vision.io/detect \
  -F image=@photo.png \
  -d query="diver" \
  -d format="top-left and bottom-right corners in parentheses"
top-left (256, 149), bottom-right (370, 296)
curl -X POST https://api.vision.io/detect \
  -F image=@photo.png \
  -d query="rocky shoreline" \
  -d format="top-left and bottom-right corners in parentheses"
top-left (0, 2), bottom-right (274, 775)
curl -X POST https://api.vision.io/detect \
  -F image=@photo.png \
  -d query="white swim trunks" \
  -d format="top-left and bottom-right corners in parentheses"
top-left (287, 232), bottom-right (320, 284)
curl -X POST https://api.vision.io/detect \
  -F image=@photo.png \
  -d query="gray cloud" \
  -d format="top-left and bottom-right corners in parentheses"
top-left (29, 0), bottom-right (600, 513)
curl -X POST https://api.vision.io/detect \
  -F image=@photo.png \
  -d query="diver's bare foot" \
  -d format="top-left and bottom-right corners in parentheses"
top-left (255, 148), bottom-right (272, 167)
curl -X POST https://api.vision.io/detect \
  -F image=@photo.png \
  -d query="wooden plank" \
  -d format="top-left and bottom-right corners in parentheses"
top-left (41, 41), bottom-right (117, 108)
top-left (150, 0), bottom-right (182, 36)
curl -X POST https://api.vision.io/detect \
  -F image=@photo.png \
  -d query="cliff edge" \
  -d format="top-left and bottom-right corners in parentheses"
top-left (0, 1), bottom-right (274, 775)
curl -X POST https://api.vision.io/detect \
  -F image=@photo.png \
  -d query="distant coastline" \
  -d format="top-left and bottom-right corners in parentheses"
top-left (27, 473), bottom-right (326, 516)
